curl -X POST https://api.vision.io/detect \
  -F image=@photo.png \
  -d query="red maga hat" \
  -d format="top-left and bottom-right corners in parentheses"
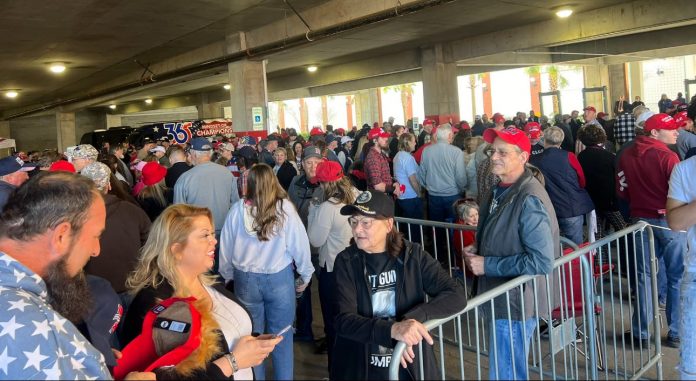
top-left (644, 113), bottom-right (678, 132)
top-left (314, 160), bottom-right (344, 183)
top-left (483, 127), bottom-right (531, 154)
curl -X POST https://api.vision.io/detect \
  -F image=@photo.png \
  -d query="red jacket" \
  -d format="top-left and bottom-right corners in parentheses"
top-left (616, 136), bottom-right (679, 218)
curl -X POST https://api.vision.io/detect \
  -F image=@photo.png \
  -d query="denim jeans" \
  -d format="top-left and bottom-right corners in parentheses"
top-left (488, 318), bottom-right (537, 380)
top-left (318, 267), bottom-right (337, 372)
top-left (632, 218), bottom-right (685, 340)
top-left (234, 264), bottom-right (296, 380)
top-left (658, 256), bottom-right (667, 305)
top-left (680, 272), bottom-right (696, 380)
top-left (397, 197), bottom-right (424, 244)
top-left (428, 194), bottom-right (460, 264)
top-left (557, 215), bottom-right (584, 245)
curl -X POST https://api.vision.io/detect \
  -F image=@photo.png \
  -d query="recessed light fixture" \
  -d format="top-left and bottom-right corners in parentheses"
top-left (307, 65), bottom-right (318, 73)
top-left (556, 8), bottom-right (573, 18)
top-left (49, 63), bottom-right (66, 74)
top-left (109, 104), bottom-right (117, 110)
top-left (145, 98), bottom-right (153, 104)
top-left (223, 84), bottom-right (231, 90)
top-left (5, 90), bottom-right (19, 98)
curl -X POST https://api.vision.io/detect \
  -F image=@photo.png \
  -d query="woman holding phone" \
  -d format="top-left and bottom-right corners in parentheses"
top-left (219, 164), bottom-right (314, 380)
top-left (122, 204), bottom-right (281, 379)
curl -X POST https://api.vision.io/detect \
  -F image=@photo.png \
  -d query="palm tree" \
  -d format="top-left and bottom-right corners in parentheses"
top-left (382, 83), bottom-right (415, 123)
top-left (525, 65), bottom-right (573, 115)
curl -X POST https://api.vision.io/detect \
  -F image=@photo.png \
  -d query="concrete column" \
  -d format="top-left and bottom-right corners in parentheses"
top-left (421, 43), bottom-right (460, 124)
top-left (56, 112), bottom-right (76, 152)
top-left (608, 63), bottom-right (628, 114)
top-left (583, 64), bottom-right (610, 113)
top-left (106, 114), bottom-right (122, 128)
top-left (354, 89), bottom-right (379, 126)
top-left (197, 93), bottom-right (224, 119)
top-left (0, 121), bottom-right (10, 138)
top-left (227, 59), bottom-right (268, 132)
top-left (628, 61), bottom-right (644, 101)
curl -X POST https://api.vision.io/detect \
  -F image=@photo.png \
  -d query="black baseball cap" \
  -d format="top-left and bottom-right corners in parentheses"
top-left (340, 190), bottom-right (394, 218)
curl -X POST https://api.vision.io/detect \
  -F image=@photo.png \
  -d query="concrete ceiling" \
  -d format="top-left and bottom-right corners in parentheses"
top-left (2, 0), bottom-right (694, 118)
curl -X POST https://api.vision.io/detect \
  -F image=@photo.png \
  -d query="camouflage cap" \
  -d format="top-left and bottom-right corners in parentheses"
top-left (80, 162), bottom-right (111, 191)
top-left (69, 144), bottom-right (99, 161)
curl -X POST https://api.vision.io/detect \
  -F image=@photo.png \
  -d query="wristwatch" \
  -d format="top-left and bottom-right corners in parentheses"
top-left (225, 353), bottom-right (239, 373)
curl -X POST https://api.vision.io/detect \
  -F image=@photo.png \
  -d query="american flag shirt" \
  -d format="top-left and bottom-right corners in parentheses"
top-left (0, 253), bottom-right (111, 380)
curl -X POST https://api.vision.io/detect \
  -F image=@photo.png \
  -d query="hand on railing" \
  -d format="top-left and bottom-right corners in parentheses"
top-left (391, 319), bottom-right (434, 368)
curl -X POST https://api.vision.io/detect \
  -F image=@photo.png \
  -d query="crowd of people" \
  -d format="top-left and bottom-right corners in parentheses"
top-left (0, 90), bottom-right (694, 380)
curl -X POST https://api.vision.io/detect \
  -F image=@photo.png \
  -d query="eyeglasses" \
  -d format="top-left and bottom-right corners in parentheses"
top-left (348, 217), bottom-right (375, 229)
top-left (485, 148), bottom-right (515, 158)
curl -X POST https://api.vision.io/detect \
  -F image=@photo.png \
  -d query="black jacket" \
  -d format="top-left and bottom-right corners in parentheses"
top-left (331, 240), bottom-right (467, 380)
top-left (275, 161), bottom-right (297, 191)
top-left (165, 162), bottom-right (192, 189)
top-left (121, 279), bottom-right (252, 380)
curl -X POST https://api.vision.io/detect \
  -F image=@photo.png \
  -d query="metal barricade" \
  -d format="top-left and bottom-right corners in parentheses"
top-left (388, 220), bottom-right (663, 380)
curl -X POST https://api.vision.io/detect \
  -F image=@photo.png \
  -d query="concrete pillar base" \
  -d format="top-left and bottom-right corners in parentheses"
top-left (56, 112), bottom-right (76, 152)
top-left (421, 43), bottom-right (460, 125)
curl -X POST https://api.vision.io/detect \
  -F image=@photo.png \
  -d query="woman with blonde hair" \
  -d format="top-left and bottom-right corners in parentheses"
top-left (121, 204), bottom-right (281, 379)
top-left (307, 160), bottom-right (359, 371)
top-left (219, 164), bottom-right (314, 380)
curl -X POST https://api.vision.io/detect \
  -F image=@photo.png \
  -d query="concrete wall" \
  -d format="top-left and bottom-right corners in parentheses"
top-left (76, 110), bottom-right (107, 142)
top-left (120, 111), bottom-right (199, 127)
top-left (10, 115), bottom-right (57, 152)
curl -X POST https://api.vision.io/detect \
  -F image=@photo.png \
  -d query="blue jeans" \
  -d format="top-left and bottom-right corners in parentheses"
top-left (658, 256), bottom-right (667, 305)
top-left (428, 194), bottom-right (460, 264)
top-left (488, 318), bottom-right (537, 380)
top-left (632, 218), bottom-right (685, 339)
top-left (680, 272), bottom-right (696, 379)
top-left (397, 197), bottom-right (424, 244)
top-left (557, 215), bottom-right (584, 245)
top-left (234, 265), bottom-right (296, 380)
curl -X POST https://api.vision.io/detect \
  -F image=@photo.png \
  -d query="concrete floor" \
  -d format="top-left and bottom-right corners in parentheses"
top-left (272, 272), bottom-right (679, 380)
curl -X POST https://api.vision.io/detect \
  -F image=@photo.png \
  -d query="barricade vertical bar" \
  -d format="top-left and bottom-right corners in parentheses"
top-left (456, 315), bottom-right (465, 380)
top-left (646, 226), bottom-right (663, 381)
top-left (581, 255), bottom-right (599, 380)
top-left (437, 325), bottom-right (445, 380)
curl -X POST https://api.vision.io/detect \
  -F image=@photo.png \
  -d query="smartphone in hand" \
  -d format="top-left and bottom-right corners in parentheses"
top-left (272, 325), bottom-right (292, 339)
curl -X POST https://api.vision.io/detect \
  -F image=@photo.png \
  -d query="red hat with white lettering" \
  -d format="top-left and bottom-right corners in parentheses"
top-left (368, 127), bottom-right (391, 140)
top-left (524, 122), bottom-right (542, 139)
top-left (422, 119), bottom-right (435, 126)
top-left (483, 127), bottom-right (531, 154)
top-left (583, 106), bottom-right (596, 113)
top-left (673, 111), bottom-right (690, 128)
top-left (310, 127), bottom-right (324, 136)
top-left (644, 113), bottom-right (678, 132)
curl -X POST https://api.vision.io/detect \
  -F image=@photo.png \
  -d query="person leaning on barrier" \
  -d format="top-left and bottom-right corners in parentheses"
top-left (331, 190), bottom-right (467, 380)
top-left (463, 127), bottom-right (560, 381)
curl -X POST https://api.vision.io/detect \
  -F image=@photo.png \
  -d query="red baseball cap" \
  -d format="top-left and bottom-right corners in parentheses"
top-left (644, 113), bottom-right (678, 132)
top-left (674, 111), bottom-right (690, 128)
top-left (314, 160), bottom-right (344, 183)
top-left (460, 121), bottom-right (471, 130)
top-left (524, 122), bottom-right (542, 140)
top-left (483, 127), bottom-right (531, 154)
top-left (49, 160), bottom-right (76, 173)
top-left (113, 297), bottom-right (202, 379)
top-left (422, 119), bottom-right (435, 126)
top-left (368, 127), bottom-right (391, 140)
top-left (493, 114), bottom-right (505, 124)
top-left (310, 127), bottom-right (324, 136)
top-left (597, 112), bottom-right (607, 119)
top-left (671, 100), bottom-right (682, 107)
top-left (334, 128), bottom-right (345, 136)
top-left (142, 161), bottom-right (167, 186)
top-left (583, 106), bottom-right (596, 113)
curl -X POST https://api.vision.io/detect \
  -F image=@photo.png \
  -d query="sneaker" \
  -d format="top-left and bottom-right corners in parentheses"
top-left (659, 300), bottom-right (667, 311)
top-left (623, 332), bottom-right (650, 348)
top-left (663, 336), bottom-right (680, 349)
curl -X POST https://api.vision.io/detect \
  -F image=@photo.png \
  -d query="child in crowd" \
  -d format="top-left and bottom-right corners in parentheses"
top-left (452, 199), bottom-right (479, 280)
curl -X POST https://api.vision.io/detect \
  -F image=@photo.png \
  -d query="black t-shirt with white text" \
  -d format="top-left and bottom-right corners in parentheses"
top-left (364, 252), bottom-right (397, 378)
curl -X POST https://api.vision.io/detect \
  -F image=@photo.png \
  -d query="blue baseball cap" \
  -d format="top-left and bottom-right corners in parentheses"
top-left (240, 135), bottom-right (257, 146)
top-left (0, 156), bottom-right (37, 176)
top-left (189, 137), bottom-right (212, 151)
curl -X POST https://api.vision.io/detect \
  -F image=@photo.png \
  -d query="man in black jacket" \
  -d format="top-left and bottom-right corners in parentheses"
top-left (332, 190), bottom-right (467, 380)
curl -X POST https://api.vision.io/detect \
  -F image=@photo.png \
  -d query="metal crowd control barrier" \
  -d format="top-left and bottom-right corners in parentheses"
top-left (389, 219), bottom-right (663, 380)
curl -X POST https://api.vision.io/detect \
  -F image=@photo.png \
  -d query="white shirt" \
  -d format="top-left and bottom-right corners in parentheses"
top-left (668, 157), bottom-right (696, 272)
top-left (219, 199), bottom-right (314, 284)
top-left (307, 191), bottom-right (358, 271)
top-left (205, 286), bottom-right (254, 380)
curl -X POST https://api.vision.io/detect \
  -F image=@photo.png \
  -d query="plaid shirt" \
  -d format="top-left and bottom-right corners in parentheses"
top-left (613, 113), bottom-right (635, 145)
top-left (364, 147), bottom-right (393, 188)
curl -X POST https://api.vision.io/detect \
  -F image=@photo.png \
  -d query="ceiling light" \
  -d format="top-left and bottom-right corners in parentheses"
top-left (145, 98), bottom-right (153, 104)
top-left (5, 90), bottom-right (19, 98)
top-left (223, 84), bottom-right (231, 90)
top-left (556, 8), bottom-right (573, 18)
top-left (109, 104), bottom-right (116, 110)
top-left (307, 65), bottom-right (318, 73)
top-left (49, 63), bottom-right (66, 74)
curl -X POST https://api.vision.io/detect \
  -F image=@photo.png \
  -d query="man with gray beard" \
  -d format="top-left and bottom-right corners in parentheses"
top-left (0, 171), bottom-right (152, 380)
